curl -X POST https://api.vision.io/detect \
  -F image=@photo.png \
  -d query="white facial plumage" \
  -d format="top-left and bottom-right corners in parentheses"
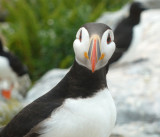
top-left (73, 26), bottom-right (116, 72)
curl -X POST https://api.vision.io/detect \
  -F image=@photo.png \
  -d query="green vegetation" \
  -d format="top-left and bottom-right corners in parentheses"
top-left (0, 0), bottom-right (130, 81)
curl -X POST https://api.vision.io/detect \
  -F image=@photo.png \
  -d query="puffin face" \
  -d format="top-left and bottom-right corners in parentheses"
top-left (73, 23), bottom-right (116, 72)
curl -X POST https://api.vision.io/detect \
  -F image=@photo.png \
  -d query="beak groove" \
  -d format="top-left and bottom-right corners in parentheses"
top-left (89, 37), bottom-right (101, 73)
top-left (91, 39), bottom-right (97, 73)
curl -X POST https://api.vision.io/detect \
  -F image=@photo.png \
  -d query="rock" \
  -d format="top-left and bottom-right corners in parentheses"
top-left (137, 0), bottom-right (160, 9)
top-left (112, 122), bottom-right (160, 137)
top-left (96, 3), bottom-right (130, 30)
top-left (96, 0), bottom-right (160, 30)
top-left (0, 100), bottom-right (22, 127)
top-left (108, 9), bottom-right (160, 136)
top-left (24, 69), bottom-right (69, 105)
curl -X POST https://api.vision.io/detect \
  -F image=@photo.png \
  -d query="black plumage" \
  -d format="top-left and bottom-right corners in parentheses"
top-left (0, 40), bottom-right (28, 76)
top-left (109, 2), bottom-right (146, 64)
top-left (0, 61), bottom-right (109, 137)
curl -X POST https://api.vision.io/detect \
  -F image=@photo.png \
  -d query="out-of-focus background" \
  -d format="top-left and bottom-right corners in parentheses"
top-left (0, 0), bottom-right (160, 136)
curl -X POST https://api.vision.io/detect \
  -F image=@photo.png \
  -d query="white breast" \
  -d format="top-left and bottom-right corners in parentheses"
top-left (0, 56), bottom-right (18, 86)
top-left (0, 56), bottom-right (17, 80)
top-left (38, 88), bottom-right (116, 137)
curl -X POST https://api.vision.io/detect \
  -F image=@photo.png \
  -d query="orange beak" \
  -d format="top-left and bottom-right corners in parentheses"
top-left (91, 39), bottom-right (97, 73)
top-left (84, 35), bottom-right (104, 73)
top-left (1, 85), bottom-right (13, 99)
top-left (2, 89), bottom-right (11, 99)
top-left (89, 35), bottom-right (101, 73)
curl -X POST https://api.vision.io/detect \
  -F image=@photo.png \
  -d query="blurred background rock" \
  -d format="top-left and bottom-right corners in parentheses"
top-left (0, 0), bottom-right (160, 137)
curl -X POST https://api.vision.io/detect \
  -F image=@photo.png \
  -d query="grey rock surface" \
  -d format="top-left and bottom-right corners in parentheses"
top-left (138, 0), bottom-right (160, 9)
top-left (108, 9), bottom-right (160, 136)
top-left (96, 3), bottom-right (130, 30)
top-left (96, 0), bottom-right (160, 30)
top-left (24, 69), bottom-right (69, 105)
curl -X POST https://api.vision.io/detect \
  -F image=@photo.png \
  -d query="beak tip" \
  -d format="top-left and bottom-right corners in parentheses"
top-left (91, 67), bottom-right (95, 73)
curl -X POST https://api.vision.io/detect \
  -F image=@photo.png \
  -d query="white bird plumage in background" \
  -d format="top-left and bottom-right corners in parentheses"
top-left (0, 39), bottom-right (31, 99)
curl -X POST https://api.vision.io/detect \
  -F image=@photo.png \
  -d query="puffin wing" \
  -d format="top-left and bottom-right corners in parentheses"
top-left (0, 92), bottom-right (64, 137)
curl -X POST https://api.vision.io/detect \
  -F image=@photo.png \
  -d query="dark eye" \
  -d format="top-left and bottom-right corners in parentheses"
top-left (79, 30), bottom-right (82, 42)
top-left (107, 34), bottom-right (111, 44)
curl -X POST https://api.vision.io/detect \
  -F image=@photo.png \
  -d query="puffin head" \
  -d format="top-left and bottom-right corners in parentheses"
top-left (73, 23), bottom-right (116, 73)
top-left (129, 2), bottom-right (146, 17)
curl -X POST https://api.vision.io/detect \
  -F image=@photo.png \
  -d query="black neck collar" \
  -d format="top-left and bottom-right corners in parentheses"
top-left (55, 60), bottom-right (109, 98)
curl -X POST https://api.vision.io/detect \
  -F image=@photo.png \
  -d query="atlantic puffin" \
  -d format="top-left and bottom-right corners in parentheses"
top-left (0, 39), bottom-right (31, 99)
top-left (109, 2), bottom-right (146, 64)
top-left (0, 23), bottom-right (116, 137)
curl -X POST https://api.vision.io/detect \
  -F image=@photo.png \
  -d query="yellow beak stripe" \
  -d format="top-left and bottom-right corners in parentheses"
top-left (99, 53), bottom-right (105, 60)
top-left (84, 52), bottom-right (89, 59)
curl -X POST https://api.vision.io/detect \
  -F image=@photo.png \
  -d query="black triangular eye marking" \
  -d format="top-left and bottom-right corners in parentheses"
top-left (79, 30), bottom-right (82, 42)
top-left (107, 34), bottom-right (111, 44)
